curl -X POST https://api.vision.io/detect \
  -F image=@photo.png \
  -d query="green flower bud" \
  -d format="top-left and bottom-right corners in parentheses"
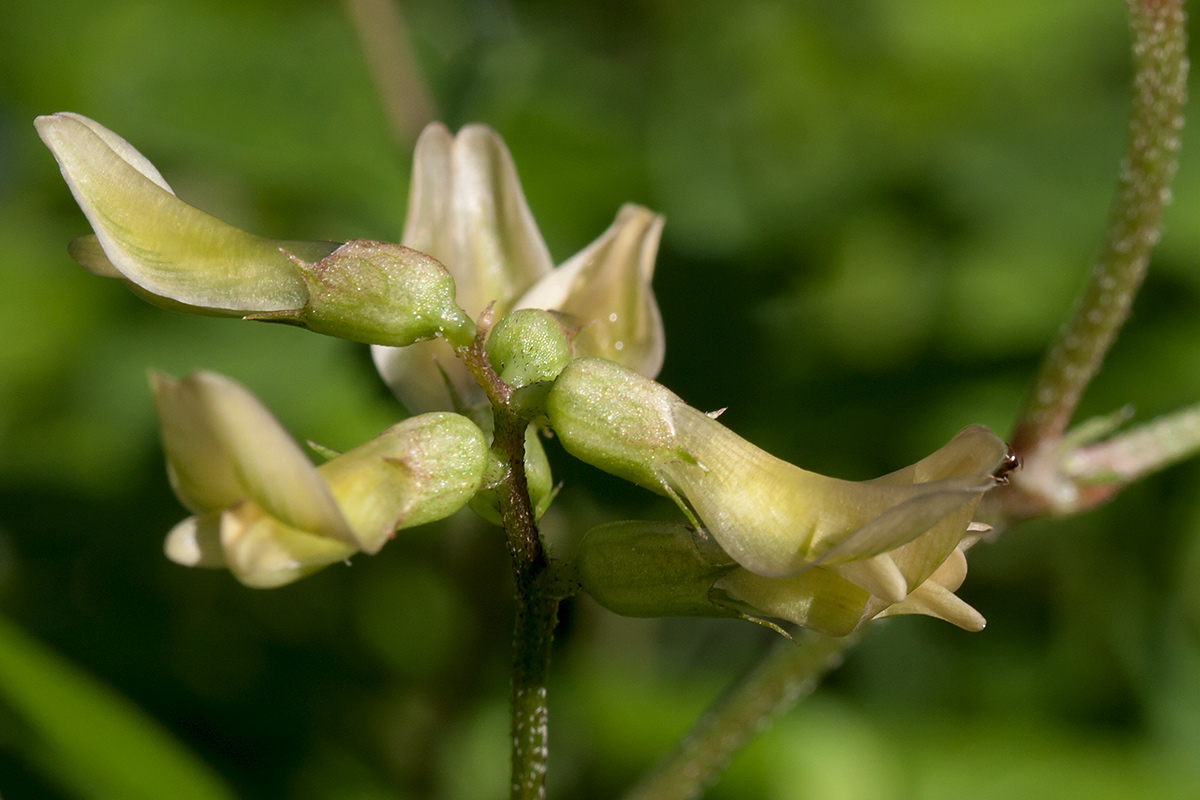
top-left (486, 309), bottom-right (574, 389)
top-left (469, 425), bottom-right (556, 525)
top-left (279, 240), bottom-right (475, 348)
top-left (548, 358), bottom-right (1008, 587)
top-left (155, 371), bottom-right (488, 587)
top-left (545, 358), bottom-right (687, 492)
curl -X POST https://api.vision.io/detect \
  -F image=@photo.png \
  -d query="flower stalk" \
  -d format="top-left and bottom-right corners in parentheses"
top-left (623, 633), bottom-right (859, 800)
top-left (1011, 0), bottom-right (1187, 458)
top-left (455, 314), bottom-right (559, 800)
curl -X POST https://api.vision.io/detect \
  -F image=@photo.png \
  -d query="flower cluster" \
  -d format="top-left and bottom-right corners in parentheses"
top-left (39, 111), bottom-right (1010, 634)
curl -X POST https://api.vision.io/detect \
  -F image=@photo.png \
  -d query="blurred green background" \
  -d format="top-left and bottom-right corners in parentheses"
top-left (3, 0), bottom-right (1200, 797)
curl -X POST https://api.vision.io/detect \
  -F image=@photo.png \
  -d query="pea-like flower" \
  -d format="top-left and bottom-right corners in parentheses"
top-left (35, 113), bottom-right (474, 347)
top-left (576, 521), bottom-right (986, 635)
top-left (372, 122), bottom-right (665, 413)
top-left (550, 358), bottom-right (1010, 632)
top-left (154, 371), bottom-right (490, 588)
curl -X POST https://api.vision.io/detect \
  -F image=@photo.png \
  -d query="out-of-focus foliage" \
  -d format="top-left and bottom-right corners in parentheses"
top-left (1, 0), bottom-right (1199, 798)
top-left (0, 614), bottom-right (234, 799)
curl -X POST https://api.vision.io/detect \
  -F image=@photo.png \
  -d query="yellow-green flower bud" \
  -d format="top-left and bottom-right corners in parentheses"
top-left (485, 309), bottom-right (574, 389)
top-left (280, 240), bottom-right (475, 348)
top-left (547, 358), bottom-right (1008, 585)
top-left (373, 124), bottom-right (668, 414)
top-left (469, 425), bottom-right (556, 525)
top-left (545, 358), bottom-right (688, 492)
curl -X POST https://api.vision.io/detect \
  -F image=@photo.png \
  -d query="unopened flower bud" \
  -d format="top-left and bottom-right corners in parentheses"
top-left (319, 412), bottom-right (491, 553)
top-left (577, 521), bottom-right (987, 636)
top-left (37, 113), bottom-right (475, 348)
top-left (515, 204), bottom-right (665, 378)
top-left (485, 309), bottom-right (573, 389)
top-left (373, 123), bottom-right (668, 414)
top-left (544, 358), bottom-right (687, 492)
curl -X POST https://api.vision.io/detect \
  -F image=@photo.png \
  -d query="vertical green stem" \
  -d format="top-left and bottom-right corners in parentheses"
top-left (1011, 0), bottom-right (1187, 456)
top-left (622, 633), bottom-right (858, 800)
top-left (457, 324), bottom-right (558, 800)
top-left (494, 406), bottom-right (556, 800)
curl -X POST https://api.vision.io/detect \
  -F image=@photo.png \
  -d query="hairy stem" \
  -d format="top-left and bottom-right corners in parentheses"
top-left (622, 633), bottom-right (858, 800)
top-left (457, 321), bottom-right (557, 800)
top-left (1011, 0), bottom-right (1187, 456)
top-left (495, 405), bottom-right (556, 800)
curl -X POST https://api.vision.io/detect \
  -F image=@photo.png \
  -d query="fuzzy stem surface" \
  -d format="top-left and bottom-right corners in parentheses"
top-left (457, 320), bottom-right (557, 800)
top-left (1011, 0), bottom-right (1187, 456)
top-left (622, 632), bottom-right (858, 800)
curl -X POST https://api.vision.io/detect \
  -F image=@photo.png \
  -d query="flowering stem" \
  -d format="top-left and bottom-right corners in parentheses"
top-left (456, 318), bottom-right (559, 800)
top-left (622, 632), bottom-right (859, 800)
top-left (1011, 0), bottom-right (1187, 456)
top-left (494, 405), bottom-right (557, 800)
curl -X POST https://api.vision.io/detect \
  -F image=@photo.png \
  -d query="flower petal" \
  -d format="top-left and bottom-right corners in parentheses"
top-left (164, 514), bottom-right (225, 568)
top-left (515, 204), bottom-right (666, 378)
top-left (219, 502), bottom-right (355, 589)
top-left (36, 112), bottom-right (327, 312)
top-left (371, 339), bottom-right (484, 414)
top-left (713, 567), bottom-right (871, 637)
top-left (664, 406), bottom-right (995, 578)
top-left (827, 554), bottom-right (907, 604)
top-left (873, 578), bottom-right (986, 632)
top-left (151, 371), bottom-right (355, 544)
top-left (403, 122), bottom-right (553, 318)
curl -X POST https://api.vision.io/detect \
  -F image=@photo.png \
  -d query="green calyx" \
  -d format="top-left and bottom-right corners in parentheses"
top-left (275, 240), bottom-right (476, 347)
top-left (576, 521), bottom-right (738, 619)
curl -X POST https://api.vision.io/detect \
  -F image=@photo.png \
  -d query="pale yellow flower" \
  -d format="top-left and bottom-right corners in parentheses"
top-left (373, 123), bottom-right (665, 412)
top-left (155, 371), bottom-right (489, 588)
